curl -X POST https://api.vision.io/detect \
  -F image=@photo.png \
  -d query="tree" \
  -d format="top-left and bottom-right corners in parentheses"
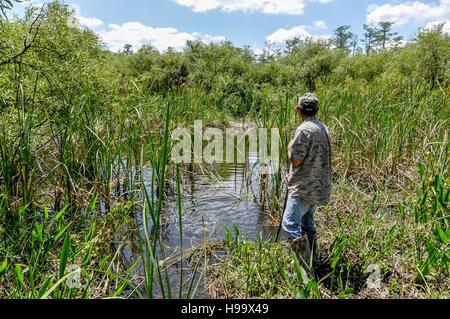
top-left (123, 44), bottom-right (133, 55)
top-left (0, 0), bottom-right (20, 18)
top-left (362, 23), bottom-right (378, 56)
top-left (376, 21), bottom-right (402, 51)
top-left (260, 40), bottom-right (275, 63)
top-left (414, 23), bottom-right (450, 88)
top-left (333, 25), bottom-right (354, 50)
top-left (0, 3), bottom-right (45, 67)
top-left (285, 37), bottom-right (302, 55)
top-left (350, 34), bottom-right (358, 56)
top-left (240, 45), bottom-right (255, 61)
top-left (1, 0), bottom-right (107, 108)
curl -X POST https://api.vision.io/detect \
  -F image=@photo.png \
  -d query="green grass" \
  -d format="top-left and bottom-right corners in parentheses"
top-left (209, 164), bottom-right (448, 299)
top-left (0, 3), bottom-right (448, 299)
top-left (0, 69), bottom-right (448, 299)
top-left (209, 76), bottom-right (449, 299)
top-left (210, 82), bottom-right (449, 297)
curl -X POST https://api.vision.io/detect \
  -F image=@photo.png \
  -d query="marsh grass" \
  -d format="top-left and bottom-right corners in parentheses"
top-left (0, 64), bottom-right (448, 299)
top-left (209, 77), bottom-right (449, 299)
top-left (209, 166), bottom-right (448, 299)
top-left (0, 68), bottom-right (228, 298)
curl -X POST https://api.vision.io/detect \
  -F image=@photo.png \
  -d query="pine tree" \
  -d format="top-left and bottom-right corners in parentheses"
top-left (362, 23), bottom-right (377, 56)
top-left (333, 25), bottom-right (354, 50)
top-left (376, 21), bottom-right (402, 51)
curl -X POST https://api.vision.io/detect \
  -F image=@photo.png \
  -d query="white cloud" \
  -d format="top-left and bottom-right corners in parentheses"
top-left (200, 33), bottom-right (227, 42)
top-left (267, 25), bottom-right (309, 44)
top-left (366, 0), bottom-right (450, 26)
top-left (422, 20), bottom-right (450, 33)
top-left (76, 16), bottom-right (104, 28)
top-left (172, 0), bottom-right (307, 15)
top-left (64, 4), bottom-right (104, 28)
top-left (19, 1), bottom-right (225, 52)
top-left (98, 22), bottom-right (226, 52)
top-left (253, 48), bottom-right (265, 56)
top-left (313, 20), bottom-right (327, 29)
top-left (19, 0), bottom-right (45, 10)
top-left (309, 0), bottom-right (333, 3)
top-left (266, 25), bottom-right (331, 46)
top-left (20, 0), bottom-right (41, 6)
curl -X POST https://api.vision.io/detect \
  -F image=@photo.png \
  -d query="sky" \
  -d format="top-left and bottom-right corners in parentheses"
top-left (14, 0), bottom-right (450, 53)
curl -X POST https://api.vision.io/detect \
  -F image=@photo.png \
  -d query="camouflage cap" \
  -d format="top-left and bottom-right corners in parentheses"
top-left (298, 93), bottom-right (319, 113)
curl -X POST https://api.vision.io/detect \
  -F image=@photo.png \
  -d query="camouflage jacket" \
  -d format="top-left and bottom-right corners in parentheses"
top-left (288, 116), bottom-right (332, 205)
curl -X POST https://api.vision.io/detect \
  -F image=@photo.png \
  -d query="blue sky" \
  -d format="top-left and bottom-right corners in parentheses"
top-left (16, 0), bottom-right (450, 53)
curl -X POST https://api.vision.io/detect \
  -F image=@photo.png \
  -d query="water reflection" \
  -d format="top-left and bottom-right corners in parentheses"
top-left (120, 151), bottom-right (280, 298)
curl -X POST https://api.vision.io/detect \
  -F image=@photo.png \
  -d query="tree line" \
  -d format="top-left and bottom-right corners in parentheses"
top-left (0, 0), bottom-right (449, 117)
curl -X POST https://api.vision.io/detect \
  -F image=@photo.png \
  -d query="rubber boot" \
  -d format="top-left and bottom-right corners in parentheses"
top-left (305, 230), bottom-right (317, 265)
top-left (290, 237), bottom-right (311, 269)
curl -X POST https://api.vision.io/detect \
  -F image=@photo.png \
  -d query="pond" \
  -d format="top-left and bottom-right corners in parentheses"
top-left (119, 151), bottom-right (283, 298)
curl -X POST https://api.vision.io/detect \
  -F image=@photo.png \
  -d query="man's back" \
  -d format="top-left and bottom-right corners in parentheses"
top-left (288, 116), bottom-right (332, 205)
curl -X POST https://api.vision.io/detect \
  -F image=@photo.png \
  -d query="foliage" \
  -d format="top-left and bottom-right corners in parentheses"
top-left (0, 0), bottom-right (449, 300)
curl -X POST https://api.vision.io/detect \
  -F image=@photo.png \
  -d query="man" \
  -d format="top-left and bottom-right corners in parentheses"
top-left (283, 93), bottom-right (332, 268)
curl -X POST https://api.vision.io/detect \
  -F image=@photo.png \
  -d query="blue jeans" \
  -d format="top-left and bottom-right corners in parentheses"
top-left (282, 196), bottom-right (317, 240)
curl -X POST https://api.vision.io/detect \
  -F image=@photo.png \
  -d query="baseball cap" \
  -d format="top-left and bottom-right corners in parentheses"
top-left (298, 93), bottom-right (319, 113)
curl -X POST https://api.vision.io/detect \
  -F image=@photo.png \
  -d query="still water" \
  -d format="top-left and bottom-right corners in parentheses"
top-left (118, 151), bottom-right (282, 298)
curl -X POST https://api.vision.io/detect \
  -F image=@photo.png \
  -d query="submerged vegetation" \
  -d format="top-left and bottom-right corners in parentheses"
top-left (0, 1), bottom-right (449, 299)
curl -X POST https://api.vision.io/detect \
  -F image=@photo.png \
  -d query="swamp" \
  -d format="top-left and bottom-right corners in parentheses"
top-left (0, 0), bottom-right (448, 300)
